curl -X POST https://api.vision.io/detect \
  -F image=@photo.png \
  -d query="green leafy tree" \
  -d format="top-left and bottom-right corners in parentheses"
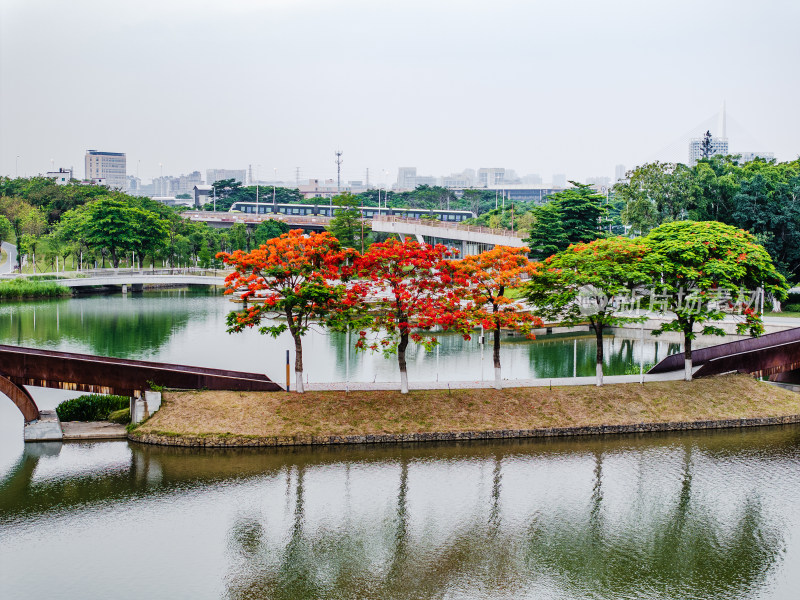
top-left (0, 215), bottom-right (12, 252)
top-left (253, 219), bottom-right (291, 246)
top-left (81, 198), bottom-right (140, 267)
top-left (0, 197), bottom-right (47, 271)
top-left (614, 162), bottom-right (694, 234)
top-left (327, 192), bottom-right (368, 251)
top-left (524, 201), bottom-right (568, 260)
top-left (644, 221), bottom-right (788, 380)
top-left (229, 222), bottom-right (249, 252)
top-left (726, 162), bottom-right (800, 279)
top-left (550, 182), bottom-right (607, 244)
top-left (525, 237), bottom-right (654, 386)
top-left (198, 243), bottom-right (212, 268)
top-left (57, 197), bottom-right (170, 268)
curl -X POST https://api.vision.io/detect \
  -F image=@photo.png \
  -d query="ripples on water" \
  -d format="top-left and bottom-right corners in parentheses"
top-left (1, 427), bottom-right (800, 600)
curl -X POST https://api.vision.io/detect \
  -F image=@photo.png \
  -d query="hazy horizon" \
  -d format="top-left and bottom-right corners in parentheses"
top-left (2, 0), bottom-right (798, 185)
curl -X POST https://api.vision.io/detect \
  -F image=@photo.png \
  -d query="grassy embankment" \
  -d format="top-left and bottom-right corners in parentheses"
top-left (132, 375), bottom-right (800, 442)
top-left (0, 277), bottom-right (71, 300)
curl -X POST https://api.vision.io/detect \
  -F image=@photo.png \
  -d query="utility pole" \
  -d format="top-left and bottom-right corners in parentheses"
top-left (335, 150), bottom-right (343, 192)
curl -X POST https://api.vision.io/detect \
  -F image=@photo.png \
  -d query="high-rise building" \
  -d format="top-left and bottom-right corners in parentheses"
top-left (441, 170), bottom-right (475, 188)
top-left (126, 175), bottom-right (142, 195)
top-left (206, 168), bottom-right (246, 185)
top-left (615, 164), bottom-right (626, 182)
top-left (586, 176), bottom-right (611, 187)
top-left (477, 168), bottom-right (505, 187)
top-left (552, 173), bottom-right (567, 188)
top-left (521, 173), bottom-right (543, 185)
top-left (688, 103), bottom-right (729, 166)
top-left (85, 150), bottom-right (126, 190)
top-left (396, 167), bottom-right (417, 189)
top-left (688, 134), bottom-right (729, 166)
top-left (739, 151), bottom-right (775, 164)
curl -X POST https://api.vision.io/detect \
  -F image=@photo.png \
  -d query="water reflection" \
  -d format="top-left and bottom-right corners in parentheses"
top-left (0, 290), bottom-right (743, 383)
top-left (1, 427), bottom-right (798, 599)
top-left (0, 291), bottom-right (208, 358)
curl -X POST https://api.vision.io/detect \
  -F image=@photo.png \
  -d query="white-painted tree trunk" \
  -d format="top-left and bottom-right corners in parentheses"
top-left (685, 358), bottom-right (692, 381)
top-left (295, 370), bottom-right (305, 393)
top-left (494, 367), bottom-right (502, 390)
top-left (596, 362), bottom-right (604, 387)
top-left (400, 370), bottom-right (409, 394)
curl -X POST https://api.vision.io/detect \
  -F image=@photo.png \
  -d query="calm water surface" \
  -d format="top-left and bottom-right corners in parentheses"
top-left (0, 289), bottom-right (716, 385)
top-left (1, 291), bottom-right (799, 599)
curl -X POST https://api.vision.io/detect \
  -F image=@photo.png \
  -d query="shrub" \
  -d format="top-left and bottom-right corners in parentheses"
top-left (783, 303), bottom-right (800, 313)
top-left (107, 407), bottom-right (131, 424)
top-left (0, 279), bottom-right (70, 300)
top-left (56, 394), bottom-right (129, 422)
top-left (623, 362), bottom-right (656, 375)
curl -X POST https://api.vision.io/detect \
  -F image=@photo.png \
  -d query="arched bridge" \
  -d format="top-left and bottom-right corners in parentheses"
top-left (649, 326), bottom-right (800, 381)
top-left (48, 268), bottom-right (226, 289)
top-left (0, 344), bottom-right (282, 422)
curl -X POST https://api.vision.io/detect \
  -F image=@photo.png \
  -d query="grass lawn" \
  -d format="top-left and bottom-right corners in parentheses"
top-left (135, 375), bottom-right (800, 440)
top-left (765, 311), bottom-right (800, 318)
top-left (0, 248), bottom-right (6, 266)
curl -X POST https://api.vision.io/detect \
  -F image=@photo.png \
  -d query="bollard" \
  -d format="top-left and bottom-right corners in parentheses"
top-left (286, 349), bottom-right (290, 392)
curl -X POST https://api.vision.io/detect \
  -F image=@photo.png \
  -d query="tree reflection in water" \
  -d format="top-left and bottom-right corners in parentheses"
top-left (221, 442), bottom-right (784, 600)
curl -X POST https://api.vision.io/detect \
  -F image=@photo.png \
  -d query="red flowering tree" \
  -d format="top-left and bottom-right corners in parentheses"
top-left (454, 246), bottom-right (543, 389)
top-left (347, 238), bottom-right (469, 393)
top-left (217, 229), bottom-right (353, 393)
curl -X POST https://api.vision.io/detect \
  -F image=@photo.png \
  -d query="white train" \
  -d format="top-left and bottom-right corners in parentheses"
top-left (229, 201), bottom-right (475, 222)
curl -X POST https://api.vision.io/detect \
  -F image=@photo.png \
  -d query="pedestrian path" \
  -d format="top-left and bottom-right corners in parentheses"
top-left (306, 369), bottom-right (690, 391)
top-left (0, 241), bottom-right (16, 274)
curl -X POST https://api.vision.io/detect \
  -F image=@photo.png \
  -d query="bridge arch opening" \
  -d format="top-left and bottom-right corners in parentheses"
top-left (0, 373), bottom-right (40, 422)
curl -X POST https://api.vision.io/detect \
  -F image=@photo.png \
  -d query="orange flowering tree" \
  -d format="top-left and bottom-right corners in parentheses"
top-left (345, 238), bottom-right (470, 393)
top-left (217, 229), bottom-right (353, 393)
top-left (525, 237), bottom-right (654, 386)
top-left (454, 246), bottom-right (543, 389)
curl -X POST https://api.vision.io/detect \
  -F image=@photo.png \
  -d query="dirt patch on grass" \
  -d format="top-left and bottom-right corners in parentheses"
top-left (136, 375), bottom-right (800, 440)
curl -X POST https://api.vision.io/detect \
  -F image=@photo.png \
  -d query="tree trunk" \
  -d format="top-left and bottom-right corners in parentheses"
top-left (684, 334), bottom-right (692, 382)
top-left (291, 325), bottom-right (304, 394)
top-left (593, 320), bottom-right (604, 386)
top-left (398, 329), bottom-right (409, 394)
top-left (493, 315), bottom-right (502, 390)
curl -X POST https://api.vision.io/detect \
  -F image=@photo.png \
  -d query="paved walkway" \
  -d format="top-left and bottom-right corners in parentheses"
top-left (61, 421), bottom-right (128, 440)
top-left (306, 369), bottom-right (690, 391)
top-left (0, 241), bottom-right (16, 274)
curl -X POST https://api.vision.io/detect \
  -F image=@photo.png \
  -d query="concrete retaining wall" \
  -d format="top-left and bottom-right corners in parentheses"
top-left (129, 413), bottom-right (800, 448)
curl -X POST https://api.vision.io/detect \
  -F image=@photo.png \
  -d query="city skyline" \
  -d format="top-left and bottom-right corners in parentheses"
top-left (2, 0), bottom-right (798, 183)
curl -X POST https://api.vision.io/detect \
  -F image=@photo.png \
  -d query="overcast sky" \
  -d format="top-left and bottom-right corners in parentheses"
top-left (1, 0), bottom-right (798, 185)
